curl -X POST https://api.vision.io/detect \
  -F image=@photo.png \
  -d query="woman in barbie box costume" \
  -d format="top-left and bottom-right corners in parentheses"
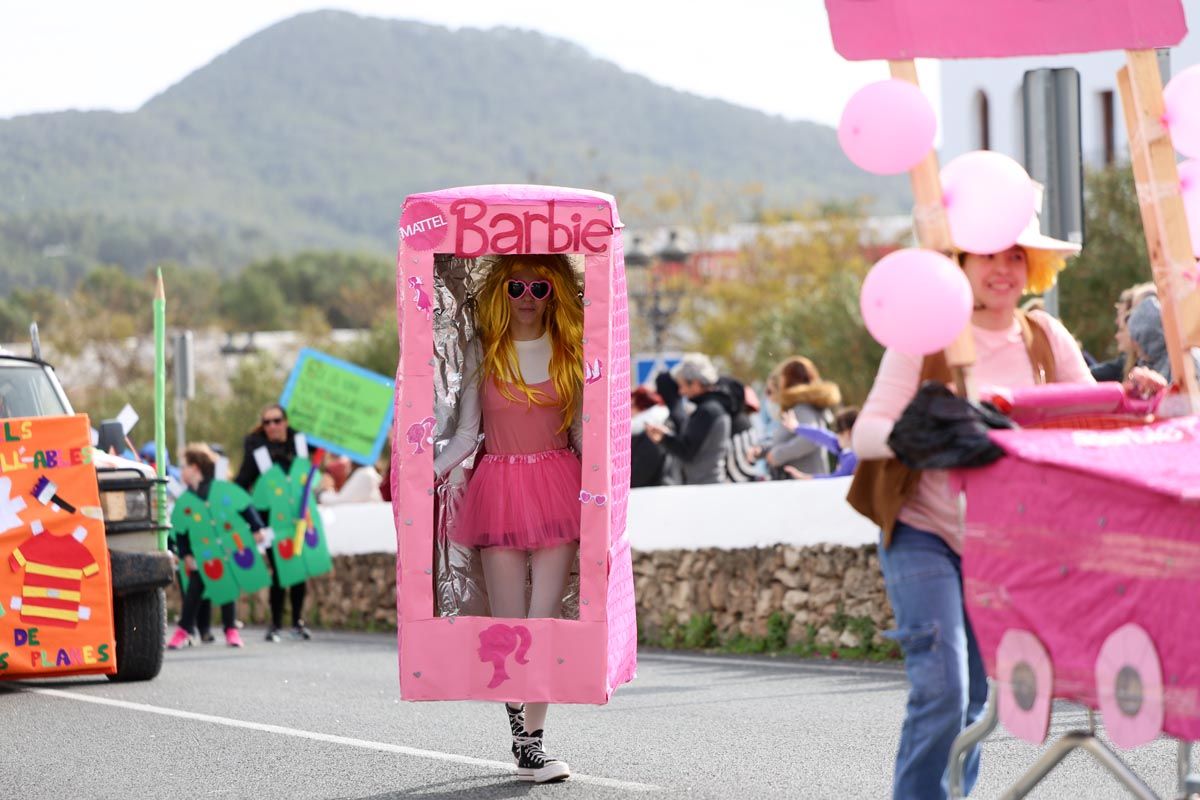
top-left (434, 253), bottom-right (584, 784)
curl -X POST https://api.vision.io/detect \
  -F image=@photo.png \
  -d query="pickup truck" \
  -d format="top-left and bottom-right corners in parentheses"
top-left (0, 352), bottom-right (173, 681)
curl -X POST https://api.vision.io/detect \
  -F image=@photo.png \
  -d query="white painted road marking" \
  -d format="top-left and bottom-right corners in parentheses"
top-left (27, 687), bottom-right (661, 793)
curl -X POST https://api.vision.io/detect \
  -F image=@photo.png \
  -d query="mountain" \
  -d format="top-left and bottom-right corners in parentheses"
top-left (0, 10), bottom-right (907, 290)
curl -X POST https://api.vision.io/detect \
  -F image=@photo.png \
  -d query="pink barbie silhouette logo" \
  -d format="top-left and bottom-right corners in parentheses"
top-left (478, 624), bottom-right (532, 688)
top-left (584, 357), bottom-right (604, 385)
top-left (406, 416), bottom-right (436, 456)
top-left (407, 276), bottom-right (433, 320)
top-left (579, 489), bottom-right (607, 507)
top-left (398, 200), bottom-right (449, 251)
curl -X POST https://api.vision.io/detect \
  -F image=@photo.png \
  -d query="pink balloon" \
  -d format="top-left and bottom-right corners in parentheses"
top-left (1164, 65), bottom-right (1200, 160)
top-left (941, 151), bottom-right (1037, 254)
top-left (1179, 159), bottom-right (1200, 259)
top-left (860, 248), bottom-right (973, 355)
top-left (839, 80), bottom-right (937, 175)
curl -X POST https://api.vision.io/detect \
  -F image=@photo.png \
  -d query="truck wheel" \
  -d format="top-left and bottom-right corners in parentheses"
top-left (107, 588), bottom-right (166, 682)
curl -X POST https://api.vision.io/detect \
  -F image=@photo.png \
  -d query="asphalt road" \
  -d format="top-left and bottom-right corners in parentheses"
top-left (0, 629), bottom-right (1186, 799)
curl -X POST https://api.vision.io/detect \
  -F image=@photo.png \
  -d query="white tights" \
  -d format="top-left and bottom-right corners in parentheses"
top-left (481, 541), bottom-right (577, 733)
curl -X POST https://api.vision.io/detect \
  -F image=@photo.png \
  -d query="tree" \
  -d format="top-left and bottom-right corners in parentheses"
top-left (77, 265), bottom-right (152, 317)
top-left (335, 316), bottom-right (398, 380)
top-left (234, 251), bottom-right (393, 330)
top-left (154, 263), bottom-right (223, 330)
top-left (683, 206), bottom-right (886, 405)
top-left (219, 271), bottom-right (288, 332)
top-left (75, 351), bottom-right (288, 471)
top-left (0, 286), bottom-right (66, 342)
top-left (1057, 164), bottom-right (1150, 360)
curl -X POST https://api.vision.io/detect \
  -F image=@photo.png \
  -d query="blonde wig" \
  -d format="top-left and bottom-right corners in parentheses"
top-left (1023, 248), bottom-right (1066, 295)
top-left (474, 254), bottom-right (584, 432)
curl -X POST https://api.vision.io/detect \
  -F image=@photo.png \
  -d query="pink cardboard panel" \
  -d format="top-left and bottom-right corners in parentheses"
top-left (400, 617), bottom-right (608, 703)
top-left (989, 417), bottom-right (1200, 503)
top-left (960, 450), bottom-right (1200, 742)
top-left (603, 232), bottom-right (637, 693)
top-left (578, 250), bottom-right (615, 624)
top-left (392, 185), bottom-right (635, 703)
top-left (825, 0), bottom-right (1187, 60)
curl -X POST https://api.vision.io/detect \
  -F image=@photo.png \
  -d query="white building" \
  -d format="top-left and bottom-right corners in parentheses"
top-left (940, 0), bottom-right (1200, 165)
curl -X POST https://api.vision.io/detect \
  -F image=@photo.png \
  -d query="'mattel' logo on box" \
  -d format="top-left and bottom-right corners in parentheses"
top-left (449, 199), bottom-right (613, 257)
top-left (398, 201), bottom-right (450, 251)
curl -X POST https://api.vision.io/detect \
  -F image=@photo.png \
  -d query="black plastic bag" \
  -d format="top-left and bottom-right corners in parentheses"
top-left (887, 381), bottom-right (1016, 470)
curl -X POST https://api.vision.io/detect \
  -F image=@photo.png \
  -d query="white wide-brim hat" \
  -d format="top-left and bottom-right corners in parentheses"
top-left (955, 183), bottom-right (1081, 294)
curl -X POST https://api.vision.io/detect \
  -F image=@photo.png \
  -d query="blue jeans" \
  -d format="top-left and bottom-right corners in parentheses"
top-left (879, 522), bottom-right (988, 800)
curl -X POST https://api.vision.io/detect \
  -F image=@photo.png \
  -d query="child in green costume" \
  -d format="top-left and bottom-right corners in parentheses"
top-left (168, 444), bottom-right (271, 649)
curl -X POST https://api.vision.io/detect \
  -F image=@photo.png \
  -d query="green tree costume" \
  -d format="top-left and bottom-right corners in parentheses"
top-left (171, 481), bottom-right (272, 604)
top-left (252, 457), bottom-right (333, 589)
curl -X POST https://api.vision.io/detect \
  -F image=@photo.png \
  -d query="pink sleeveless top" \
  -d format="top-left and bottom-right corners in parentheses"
top-left (480, 379), bottom-right (569, 455)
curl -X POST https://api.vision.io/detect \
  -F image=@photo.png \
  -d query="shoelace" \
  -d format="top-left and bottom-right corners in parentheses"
top-left (506, 705), bottom-right (526, 737)
top-left (513, 735), bottom-right (552, 766)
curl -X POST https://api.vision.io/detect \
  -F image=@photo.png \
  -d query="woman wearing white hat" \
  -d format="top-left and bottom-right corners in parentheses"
top-left (850, 211), bottom-right (1115, 799)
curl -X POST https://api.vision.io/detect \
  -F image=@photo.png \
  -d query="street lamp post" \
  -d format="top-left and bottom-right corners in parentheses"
top-left (626, 231), bottom-right (688, 356)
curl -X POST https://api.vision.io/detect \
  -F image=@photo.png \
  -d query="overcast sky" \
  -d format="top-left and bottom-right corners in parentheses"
top-left (0, 1), bottom-right (940, 127)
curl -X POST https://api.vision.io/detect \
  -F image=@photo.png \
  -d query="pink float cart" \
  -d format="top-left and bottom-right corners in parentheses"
top-left (825, 0), bottom-right (1200, 795)
top-left (391, 185), bottom-right (636, 704)
top-left (953, 389), bottom-right (1200, 798)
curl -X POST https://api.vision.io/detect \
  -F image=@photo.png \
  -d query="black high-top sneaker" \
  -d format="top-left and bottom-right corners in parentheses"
top-left (514, 729), bottom-right (570, 783)
top-left (505, 704), bottom-right (526, 759)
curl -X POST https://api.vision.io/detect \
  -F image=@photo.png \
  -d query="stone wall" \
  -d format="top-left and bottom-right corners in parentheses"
top-left (167, 546), bottom-right (894, 650)
top-left (634, 543), bottom-right (893, 650)
top-left (167, 554), bottom-right (399, 632)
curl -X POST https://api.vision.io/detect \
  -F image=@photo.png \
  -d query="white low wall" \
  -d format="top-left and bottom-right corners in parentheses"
top-left (626, 477), bottom-right (877, 550)
top-left (318, 477), bottom-right (877, 555)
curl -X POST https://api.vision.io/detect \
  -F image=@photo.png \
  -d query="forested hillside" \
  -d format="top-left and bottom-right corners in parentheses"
top-left (0, 10), bottom-right (905, 290)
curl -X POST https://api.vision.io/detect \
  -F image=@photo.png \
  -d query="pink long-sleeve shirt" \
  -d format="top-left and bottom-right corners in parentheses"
top-left (852, 310), bottom-right (1094, 552)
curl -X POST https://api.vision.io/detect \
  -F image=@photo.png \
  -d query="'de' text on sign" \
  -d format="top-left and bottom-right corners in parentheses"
top-left (279, 349), bottom-right (395, 464)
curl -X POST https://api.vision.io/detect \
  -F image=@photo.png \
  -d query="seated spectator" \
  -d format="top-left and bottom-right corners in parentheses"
top-left (630, 387), bottom-right (669, 488)
top-left (645, 354), bottom-right (733, 485)
top-left (653, 370), bottom-right (687, 485)
top-left (719, 376), bottom-right (764, 483)
top-left (380, 460), bottom-right (392, 503)
top-left (1090, 283), bottom-right (1155, 382)
top-left (138, 441), bottom-right (182, 481)
top-left (761, 356), bottom-right (841, 479)
top-left (781, 407), bottom-right (859, 480)
top-left (323, 454), bottom-right (353, 493)
top-left (317, 459), bottom-right (383, 504)
top-left (1128, 294), bottom-right (1200, 387)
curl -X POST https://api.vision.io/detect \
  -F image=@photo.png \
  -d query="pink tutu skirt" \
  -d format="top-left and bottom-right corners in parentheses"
top-left (450, 448), bottom-right (582, 550)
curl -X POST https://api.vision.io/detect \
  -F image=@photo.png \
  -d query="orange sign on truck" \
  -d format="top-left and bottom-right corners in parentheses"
top-left (0, 415), bottom-right (116, 678)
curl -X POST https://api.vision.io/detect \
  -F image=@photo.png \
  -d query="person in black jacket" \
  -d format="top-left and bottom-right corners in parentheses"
top-left (718, 375), bottom-right (763, 482)
top-left (629, 387), bottom-right (668, 488)
top-left (235, 403), bottom-right (310, 643)
top-left (645, 354), bottom-right (733, 484)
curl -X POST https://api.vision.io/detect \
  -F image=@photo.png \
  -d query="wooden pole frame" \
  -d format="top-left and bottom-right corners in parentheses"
top-left (1117, 49), bottom-right (1200, 408)
top-left (888, 59), bottom-right (976, 397)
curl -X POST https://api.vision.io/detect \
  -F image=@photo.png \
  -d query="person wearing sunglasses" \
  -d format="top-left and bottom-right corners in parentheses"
top-left (234, 403), bottom-right (311, 643)
top-left (432, 254), bottom-right (583, 784)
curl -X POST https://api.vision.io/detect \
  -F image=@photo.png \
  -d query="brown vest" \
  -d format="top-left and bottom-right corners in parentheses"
top-left (846, 311), bottom-right (1058, 548)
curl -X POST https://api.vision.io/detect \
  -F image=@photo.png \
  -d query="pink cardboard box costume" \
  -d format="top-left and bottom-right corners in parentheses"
top-left (958, 416), bottom-right (1200, 747)
top-left (391, 185), bottom-right (636, 703)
